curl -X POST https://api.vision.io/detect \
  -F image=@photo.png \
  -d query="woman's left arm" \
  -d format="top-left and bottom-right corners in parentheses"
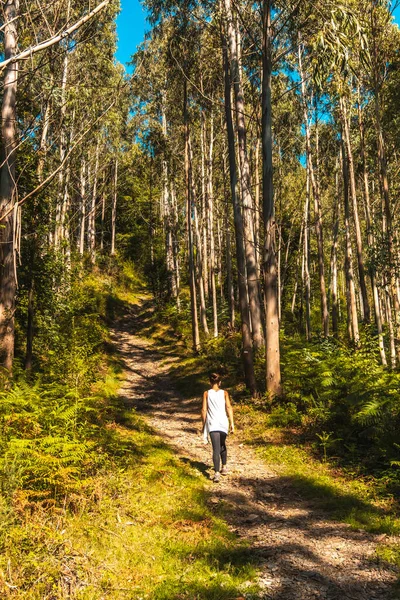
top-left (224, 390), bottom-right (235, 433)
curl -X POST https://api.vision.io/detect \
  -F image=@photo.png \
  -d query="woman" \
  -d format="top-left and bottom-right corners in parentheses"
top-left (201, 373), bottom-right (234, 482)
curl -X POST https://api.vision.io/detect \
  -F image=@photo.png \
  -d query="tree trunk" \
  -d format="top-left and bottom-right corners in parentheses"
top-left (303, 164), bottom-right (311, 339)
top-left (225, 0), bottom-right (263, 349)
top-left (262, 0), bottom-right (281, 396)
top-left (385, 289), bottom-right (396, 369)
top-left (200, 112), bottom-right (209, 301)
top-left (189, 129), bottom-right (208, 335)
top-left (207, 110), bottom-right (218, 338)
top-left (194, 199), bottom-right (209, 335)
top-left (298, 41), bottom-right (329, 337)
top-left (25, 280), bottom-right (34, 371)
top-left (184, 81), bottom-right (200, 352)
top-left (372, 4), bottom-right (399, 362)
top-left (222, 134), bottom-right (235, 328)
top-left (55, 50), bottom-right (69, 248)
top-left (357, 91), bottom-right (387, 366)
top-left (339, 96), bottom-right (370, 323)
top-left (171, 178), bottom-right (180, 310)
top-left (341, 137), bottom-right (360, 346)
top-left (78, 160), bottom-right (86, 255)
top-left (111, 158), bottom-right (118, 256)
top-left (223, 39), bottom-right (256, 395)
top-left (330, 157), bottom-right (340, 337)
top-left (0, 0), bottom-right (19, 371)
top-left (100, 189), bottom-right (106, 251)
top-left (88, 139), bottom-right (100, 263)
top-left (254, 137), bottom-right (261, 279)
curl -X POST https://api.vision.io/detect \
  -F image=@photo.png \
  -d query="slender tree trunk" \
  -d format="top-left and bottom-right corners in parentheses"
top-left (330, 156), bottom-right (340, 337)
top-left (291, 221), bottom-right (303, 315)
top-left (254, 137), bottom-right (261, 279)
top-left (223, 39), bottom-right (256, 394)
top-left (207, 110), bottom-right (218, 338)
top-left (25, 279), bottom-right (34, 370)
top-left (171, 178), bottom-right (180, 310)
top-left (88, 139), bottom-right (100, 263)
top-left (162, 96), bottom-right (175, 298)
top-left (372, 4), bottom-right (399, 362)
top-left (0, 0), bottom-right (19, 371)
top-left (200, 112), bottom-right (209, 301)
top-left (222, 135), bottom-right (235, 328)
top-left (303, 165), bottom-right (311, 339)
top-left (298, 41), bottom-right (329, 337)
top-left (100, 189), bottom-right (106, 251)
top-left (357, 91), bottom-right (387, 365)
top-left (385, 288), bottom-right (396, 369)
top-left (111, 158), bottom-right (118, 256)
top-left (225, 0), bottom-right (263, 349)
top-left (341, 137), bottom-right (360, 346)
top-left (339, 96), bottom-right (370, 323)
top-left (78, 160), bottom-right (86, 255)
top-left (37, 73), bottom-right (53, 184)
top-left (184, 81), bottom-right (200, 352)
top-left (194, 199), bottom-right (209, 335)
top-left (190, 130), bottom-right (208, 335)
top-left (262, 0), bottom-right (281, 395)
top-left (55, 50), bottom-right (69, 248)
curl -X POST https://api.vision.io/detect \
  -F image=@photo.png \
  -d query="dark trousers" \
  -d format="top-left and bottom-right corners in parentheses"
top-left (210, 431), bottom-right (227, 472)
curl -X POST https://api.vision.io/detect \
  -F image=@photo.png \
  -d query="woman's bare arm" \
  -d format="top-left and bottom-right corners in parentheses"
top-left (201, 391), bottom-right (208, 430)
top-left (224, 390), bottom-right (235, 433)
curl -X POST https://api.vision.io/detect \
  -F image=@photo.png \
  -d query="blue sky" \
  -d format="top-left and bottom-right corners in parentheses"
top-left (115, 1), bottom-right (400, 69)
top-left (116, 0), bottom-right (147, 69)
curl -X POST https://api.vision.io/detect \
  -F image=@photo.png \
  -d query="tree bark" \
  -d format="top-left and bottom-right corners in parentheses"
top-left (298, 41), bottom-right (329, 337)
top-left (303, 164), bottom-right (311, 339)
top-left (0, 0), bottom-right (19, 371)
top-left (357, 91), bottom-right (387, 366)
top-left (224, 0), bottom-right (263, 349)
top-left (223, 39), bottom-right (256, 395)
top-left (194, 198), bottom-right (209, 335)
top-left (330, 156), bottom-right (340, 337)
top-left (262, 0), bottom-right (281, 396)
top-left (339, 96), bottom-right (370, 323)
top-left (111, 158), bottom-right (118, 256)
top-left (88, 139), bottom-right (100, 262)
top-left (341, 137), bottom-right (360, 346)
top-left (207, 109), bottom-right (218, 338)
top-left (184, 81), bottom-right (200, 352)
top-left (78, 160), bottom-right (86, 255)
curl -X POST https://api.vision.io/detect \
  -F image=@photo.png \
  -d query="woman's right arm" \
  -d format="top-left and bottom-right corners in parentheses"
top-left (201, 391), bottom-right (208, 430)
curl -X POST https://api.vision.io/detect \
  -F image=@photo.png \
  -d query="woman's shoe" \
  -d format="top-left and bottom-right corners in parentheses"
top-left (221, 465), bottom-right (228, 475)
top-left (213, 472), bottom-right (221, 483)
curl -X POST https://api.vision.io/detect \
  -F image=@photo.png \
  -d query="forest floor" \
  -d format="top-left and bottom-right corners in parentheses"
top-left (110, 296), bottom-right (400, 600)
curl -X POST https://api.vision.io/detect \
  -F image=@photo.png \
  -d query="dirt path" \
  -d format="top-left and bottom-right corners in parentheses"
top-left (111, 305), bottom-right (399, 600)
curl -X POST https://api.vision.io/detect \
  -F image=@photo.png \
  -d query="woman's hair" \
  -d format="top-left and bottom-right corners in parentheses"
top-left (209, 372), bottom-right (221, 385)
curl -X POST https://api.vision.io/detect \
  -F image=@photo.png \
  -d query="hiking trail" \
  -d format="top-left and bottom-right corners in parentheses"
top-left (110, 299), bottom-right (399, 600)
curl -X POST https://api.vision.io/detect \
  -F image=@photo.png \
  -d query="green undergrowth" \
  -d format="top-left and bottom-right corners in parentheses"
top-left (237, 405), bottom-right (400, 533)
top-left (142, 299), bottom-right (400, 570)
top-left (0, 264), bottom-right (260, 598)
top-left (0, 406), bottom-right (259, 598)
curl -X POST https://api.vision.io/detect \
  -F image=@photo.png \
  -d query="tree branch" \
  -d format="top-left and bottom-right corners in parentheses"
top-left (0, 0), bottom-right (112, 73)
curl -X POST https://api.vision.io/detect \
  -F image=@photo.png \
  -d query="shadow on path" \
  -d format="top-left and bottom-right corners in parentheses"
top-left (111, 307), bottom-right (400, 600)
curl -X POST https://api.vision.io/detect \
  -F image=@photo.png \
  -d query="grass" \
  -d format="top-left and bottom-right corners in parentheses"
top-left (238, 405), bottom-right (399, 530)
top-left (0, 265), bottom-right (261, 599)
top-left (132, 298), bottom-right (400, 571)
top-left (0, 405), bottom-right (259, 599)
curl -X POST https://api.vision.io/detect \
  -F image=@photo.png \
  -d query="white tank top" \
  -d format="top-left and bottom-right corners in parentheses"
top-left (206, 388), bottom-right (229, 434)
